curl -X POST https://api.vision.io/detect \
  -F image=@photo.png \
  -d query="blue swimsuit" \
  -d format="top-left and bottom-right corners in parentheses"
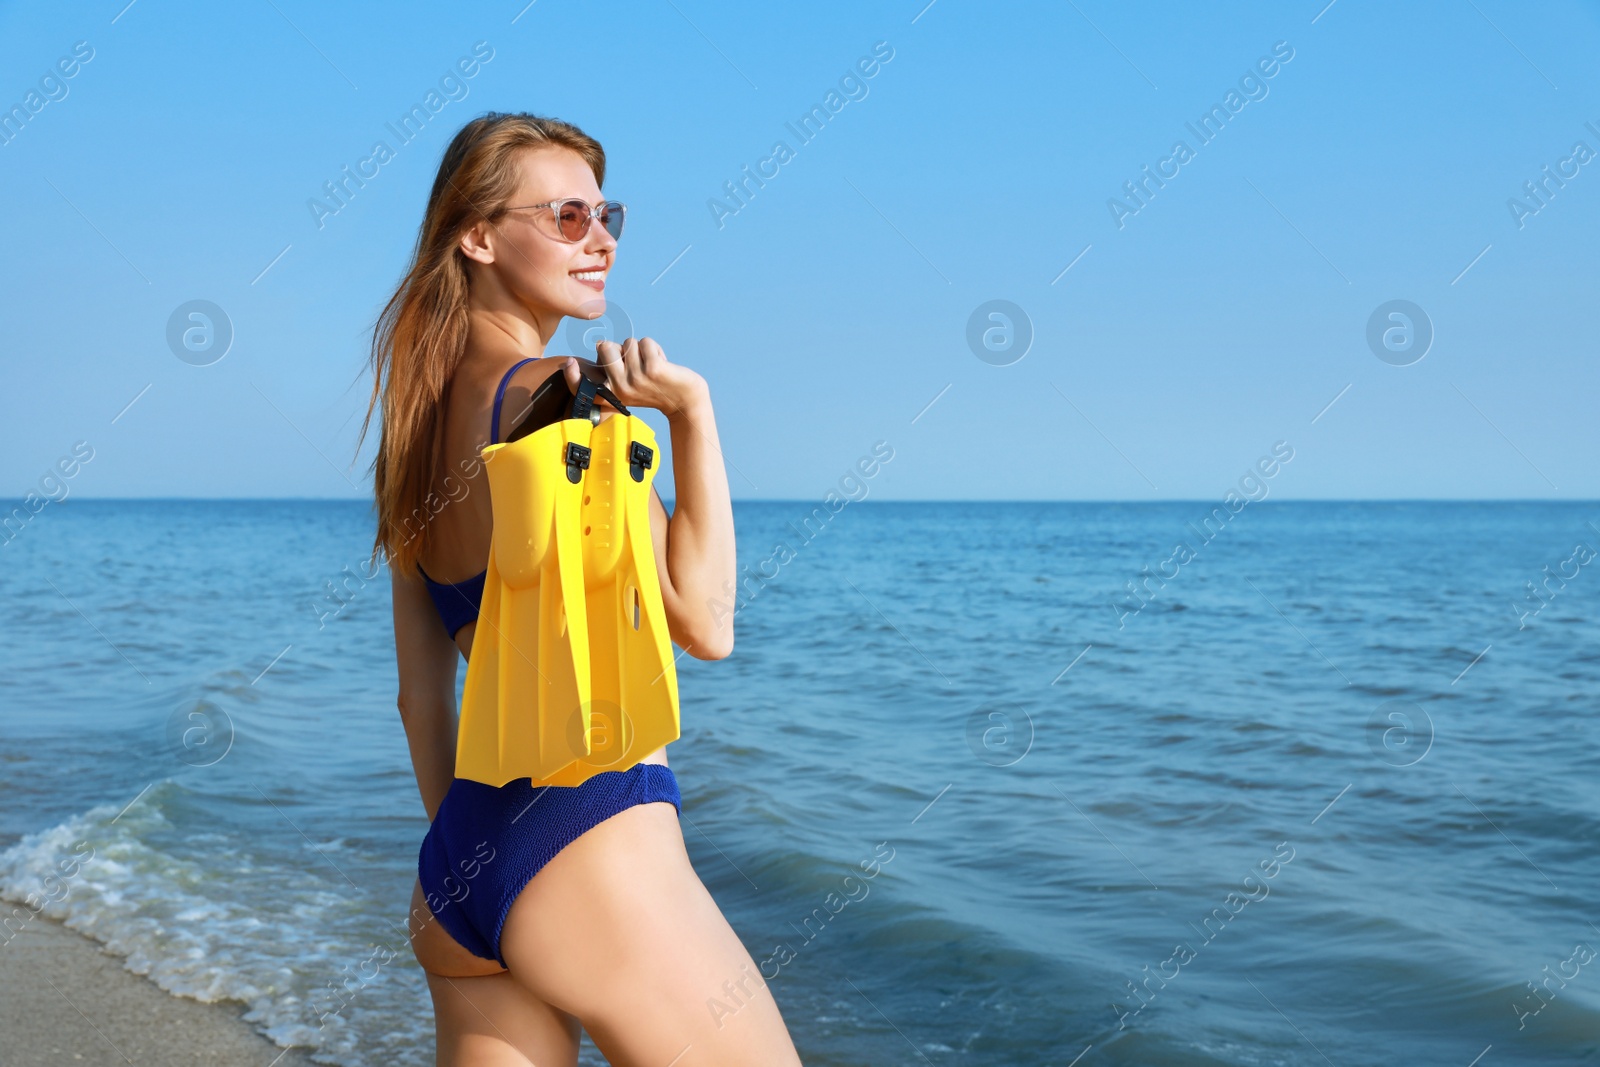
top-left (416, 357), bottom-right (682, 966)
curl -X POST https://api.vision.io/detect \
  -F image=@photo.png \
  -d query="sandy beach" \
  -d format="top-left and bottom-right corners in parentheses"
top-left (0, 915), bottom-right (314, 1067)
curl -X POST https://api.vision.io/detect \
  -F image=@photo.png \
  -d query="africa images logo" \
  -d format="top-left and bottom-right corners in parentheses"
top-left (1106, 40), bottom-right (1295, 229)
top-left (707, 42), bottom-right (895, 230)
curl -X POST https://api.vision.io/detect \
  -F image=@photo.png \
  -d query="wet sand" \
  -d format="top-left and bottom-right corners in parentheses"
top-left (0, 914), bottom-right (314, 1067)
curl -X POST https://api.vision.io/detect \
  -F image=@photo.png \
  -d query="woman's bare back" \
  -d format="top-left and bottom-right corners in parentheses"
top-left (414, 353), bottom-right (568, 658)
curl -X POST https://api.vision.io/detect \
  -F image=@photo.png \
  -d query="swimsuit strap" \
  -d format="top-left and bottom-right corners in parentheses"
top-left (490, 357), bottom-right (541, 444)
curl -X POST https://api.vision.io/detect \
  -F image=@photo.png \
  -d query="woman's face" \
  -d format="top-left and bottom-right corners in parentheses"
top-left (465, 145), bottom-right (616, 323)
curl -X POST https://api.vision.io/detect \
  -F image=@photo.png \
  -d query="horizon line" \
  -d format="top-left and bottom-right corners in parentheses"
top-left (26, 496), bottom-right (1600, 506)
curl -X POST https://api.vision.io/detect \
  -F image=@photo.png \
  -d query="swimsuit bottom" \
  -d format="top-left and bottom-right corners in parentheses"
top-left (417, 763), bottom-right (682, 965)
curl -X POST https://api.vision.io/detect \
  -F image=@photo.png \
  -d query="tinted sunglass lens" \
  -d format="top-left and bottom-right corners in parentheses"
top-left (556, 200), bottom-right (590, 241)
top-left (600, 201), bottom-right (625, 240)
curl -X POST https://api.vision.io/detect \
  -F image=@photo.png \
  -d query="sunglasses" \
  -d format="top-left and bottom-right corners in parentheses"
top-left (501, 198), bottom-right (626, 243)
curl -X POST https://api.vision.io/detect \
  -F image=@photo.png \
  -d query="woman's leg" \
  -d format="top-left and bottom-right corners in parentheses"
top-left (426, 970), bottom-right (581, 1067)
top-left (410, 880), bottom-right (582, 1066)
top-left (498, 801), bottom-right (802, 1067)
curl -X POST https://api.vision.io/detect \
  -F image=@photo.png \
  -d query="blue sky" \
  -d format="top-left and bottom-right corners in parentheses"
top-left (2, 0), bottom-right (1597, 501)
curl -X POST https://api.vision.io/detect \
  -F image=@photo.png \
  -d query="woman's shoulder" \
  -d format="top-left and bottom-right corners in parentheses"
top-left (493, 356), bottom-right (571, 443)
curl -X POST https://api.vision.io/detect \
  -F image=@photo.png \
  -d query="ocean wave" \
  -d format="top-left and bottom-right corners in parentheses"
top-left (0, 782), bottom-right (433, 1067)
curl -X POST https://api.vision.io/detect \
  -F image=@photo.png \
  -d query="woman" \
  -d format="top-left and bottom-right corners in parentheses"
top-left (359, 112), bottom-right (802, 1066)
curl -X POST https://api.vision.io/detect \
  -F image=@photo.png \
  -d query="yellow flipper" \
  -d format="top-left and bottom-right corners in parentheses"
top-left (455, 418), bottom-right (593, 786)
top-left (579, 414), bottom-right (681, 772)
top-left (454, 406), bottom-right (681, 788)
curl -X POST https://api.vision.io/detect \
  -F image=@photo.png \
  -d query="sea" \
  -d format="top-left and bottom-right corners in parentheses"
top-left (1, 499), bottom-right (1597, 1066)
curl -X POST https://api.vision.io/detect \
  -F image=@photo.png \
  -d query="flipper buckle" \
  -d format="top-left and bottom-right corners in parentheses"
top-left (565, 442), bottom-right (592, 484)
top-left (629, 442), bottom-right (653, 482)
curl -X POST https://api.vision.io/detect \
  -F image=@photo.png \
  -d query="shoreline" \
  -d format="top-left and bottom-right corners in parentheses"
top-left (0, 913), bottom-right (316, 1066)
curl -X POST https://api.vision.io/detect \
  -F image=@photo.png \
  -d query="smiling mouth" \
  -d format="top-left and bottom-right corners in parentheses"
top-left (572, 270), bottom-right (606, 283)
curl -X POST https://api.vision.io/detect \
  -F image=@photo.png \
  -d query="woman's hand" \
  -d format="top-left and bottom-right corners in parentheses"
top-left (562, 337), bottom-right (706, 415)
top-left (558, 335), bottom-right (734, 658)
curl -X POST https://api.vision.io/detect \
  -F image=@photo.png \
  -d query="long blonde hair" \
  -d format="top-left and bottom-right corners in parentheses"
top-left (357, 112), bottom-right (606, 573)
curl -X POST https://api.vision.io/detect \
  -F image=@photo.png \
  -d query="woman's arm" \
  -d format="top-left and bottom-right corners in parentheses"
top-left (390, 566), bottom-right (461, 820)
top-left (585, 339), bottom-right (736, 660)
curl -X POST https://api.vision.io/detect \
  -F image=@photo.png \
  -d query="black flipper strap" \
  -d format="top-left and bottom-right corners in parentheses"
top-left (568, 375), bottom-right (631, 421)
